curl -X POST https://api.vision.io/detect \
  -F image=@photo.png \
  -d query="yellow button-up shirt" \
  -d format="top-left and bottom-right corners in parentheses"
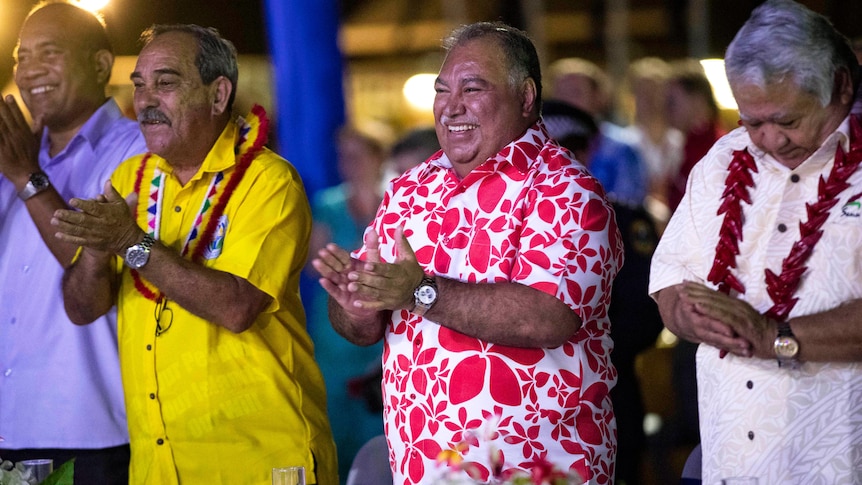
top-left (110, 118), bottom-right (337, 485)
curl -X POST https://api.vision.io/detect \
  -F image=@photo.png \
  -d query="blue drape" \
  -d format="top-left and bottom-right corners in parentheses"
top-left (263, 0), bottom-right (344, 198)
top-left (263, 0), bottom-right (345, 318)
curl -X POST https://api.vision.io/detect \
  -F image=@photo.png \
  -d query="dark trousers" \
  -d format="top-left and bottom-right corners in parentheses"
top-left (0, 444), bottom-right (129, 485)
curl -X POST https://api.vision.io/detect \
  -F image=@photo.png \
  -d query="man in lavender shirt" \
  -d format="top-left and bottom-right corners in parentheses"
top-left (0, 2), bottom-right (145, 483)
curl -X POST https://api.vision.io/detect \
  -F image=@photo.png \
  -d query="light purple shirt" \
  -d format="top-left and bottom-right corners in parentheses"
top-left (0, 99), bottom-right (146, 449)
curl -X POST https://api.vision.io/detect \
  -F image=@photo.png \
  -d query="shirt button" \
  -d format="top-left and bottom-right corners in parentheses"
top-left (174, 206), bottom-right (182, 212)
top-left (746, 380), bottom-right (753, 389)
top-left (790, 173), bottom-right (800, 183)
top-left (748, 431), bottom-right (755, 440)
top-left (777, 223), bottom-right (787, 232)
top-left (3, 369), bottom-right (11, 377)
top-left (157, 438), bottom-right (164, 445)
top-left (146, 344), bottom-right (152, 351)
top-left (22, 265), bottom-right (30, 273)
top-left (149, 393), bottom-right (156, 399)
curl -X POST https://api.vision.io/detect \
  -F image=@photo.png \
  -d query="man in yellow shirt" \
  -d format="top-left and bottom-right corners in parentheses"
top-left (53, 24), bottom-right (337, 485)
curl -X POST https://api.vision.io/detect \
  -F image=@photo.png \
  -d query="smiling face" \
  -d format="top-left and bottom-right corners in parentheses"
top-left (734, 75), bottom-right (852, 169)
top-left (131, 31), bottom-right (227, 167)
top-left (433, 37), bottom-right (537, 178)
top-left (14, 6), bottom-right (108, 131)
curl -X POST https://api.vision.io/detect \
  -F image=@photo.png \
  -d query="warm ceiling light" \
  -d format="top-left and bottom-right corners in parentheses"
top-left (700, 58), bottom-right (738, 110)
top-left (75, 0), bottom-right (109, 12)
top-left (403, 73), bottom-right (437, 111)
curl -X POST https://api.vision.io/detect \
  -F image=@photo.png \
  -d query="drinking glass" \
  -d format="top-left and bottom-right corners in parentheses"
top-left (721, 477), bottom-right (758, 485)
top-left (272, 466), bottom-right (306, 485)
top-left (19, 459), bottom-right (53, 483)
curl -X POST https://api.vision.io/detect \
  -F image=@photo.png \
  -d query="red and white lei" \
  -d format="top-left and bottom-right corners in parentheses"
top-left (707, 114), bottom-right (862, 323)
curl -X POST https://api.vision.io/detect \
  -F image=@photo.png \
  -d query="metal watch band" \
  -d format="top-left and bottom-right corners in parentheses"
top-left (139, 234), bottom-right (156, 251)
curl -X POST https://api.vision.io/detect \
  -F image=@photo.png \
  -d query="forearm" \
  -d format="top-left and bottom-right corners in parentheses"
top-left (62, 249), bottom-right (116, 324)
top-left (663, 282), bottom-right (862, 362)
top-left (426, 278), bottom-right (581, 348)
top-left (786, 299), bottom-right (862, 362)
top-left (328, 297), bottom-right (390, 346)
top-left (26, 189), bottom-right (79, 267)
top-left (135, 242), bottom-right (270, 333)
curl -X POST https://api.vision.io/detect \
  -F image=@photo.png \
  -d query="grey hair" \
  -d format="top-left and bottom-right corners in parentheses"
top-left (442, 21), bottom-right (542, 114)
top-left (139, 24), bottom-right (239, 110)
top-left (725, 0), bottom-right (858, 107)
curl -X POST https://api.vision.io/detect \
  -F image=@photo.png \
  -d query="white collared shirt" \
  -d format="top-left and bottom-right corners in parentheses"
top-left (650, 116), bottom-right (862, 484)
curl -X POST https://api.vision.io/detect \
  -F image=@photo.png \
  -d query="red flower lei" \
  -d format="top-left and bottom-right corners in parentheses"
top-left (130, 104), bottom-right (270, 301)
top-left (707, 115), bottom-right (862, 323)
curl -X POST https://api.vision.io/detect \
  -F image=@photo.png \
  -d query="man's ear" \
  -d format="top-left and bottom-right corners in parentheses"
top-left (93, 49), bottom-right (114, 85)
top-left (521, 77), bottom-right (538, 118)
top-left (834, 66), bottom-right (855, 106)
top-left (210, 76), bottom-right (232, 115)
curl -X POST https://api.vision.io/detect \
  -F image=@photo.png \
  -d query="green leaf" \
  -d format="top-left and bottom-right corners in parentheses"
top-left (39, 459), bottom-right (74, 485)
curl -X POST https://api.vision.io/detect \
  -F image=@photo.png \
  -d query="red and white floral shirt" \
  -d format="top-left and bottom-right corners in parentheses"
top-left (355, 122), bottom-right (623, 485)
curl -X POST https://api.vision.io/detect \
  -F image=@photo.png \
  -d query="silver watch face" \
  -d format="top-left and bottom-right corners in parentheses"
top-left (125, 246), bottom-right (150, 269)
top-left (774, 336), bottom-right (799, 358)
top-left (416, 285), bottom-right (437, 305)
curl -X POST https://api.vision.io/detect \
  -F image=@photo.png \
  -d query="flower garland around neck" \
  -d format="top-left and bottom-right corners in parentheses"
top-left (707, 114), bottom-right (862, 354)
top-left (130, 104), bottom-right (270, 301)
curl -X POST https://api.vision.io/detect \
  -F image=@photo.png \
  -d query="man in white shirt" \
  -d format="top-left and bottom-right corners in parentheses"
top-left (650, 0), bottom-right (862, 482)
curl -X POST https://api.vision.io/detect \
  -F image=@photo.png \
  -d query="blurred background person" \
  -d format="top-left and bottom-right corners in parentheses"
top-left (635, 58), bottom-right (729, 481)
top-left (621, 57), bottom-right (684, 230)
top-left (381, 125), bottom-right (440, 186)
top-left (307, 123), bottom-right (391, 484)
top-left (659, 60), bottom-right (727, 464)
top-left (852, 36), bottom-right (862, 63)
top-left (543, 99), bottom-right (664, 485)
top-left (665, 58), bottom-right (726, 213)
top-left (548, 57), bottom-right (648, 207)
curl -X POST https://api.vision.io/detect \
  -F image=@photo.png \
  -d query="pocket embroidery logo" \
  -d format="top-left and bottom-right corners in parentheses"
top-left (842, 193), bottom-right (862, 218)
top-left (203, 215), bottom-right (228, 259)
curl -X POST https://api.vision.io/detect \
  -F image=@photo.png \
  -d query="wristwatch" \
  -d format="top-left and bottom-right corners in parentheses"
top-left (18, 171), bottom-right (50, 200)
top-left (124, 234), bottom-right (156, 269)
top-left (412, 275), bottom-right (438, 317)
top-left (774, 321), bottom-right (800, 369)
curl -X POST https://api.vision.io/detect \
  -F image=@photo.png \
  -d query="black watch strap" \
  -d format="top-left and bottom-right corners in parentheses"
top-left (18, 171), bottom-right (50, 201)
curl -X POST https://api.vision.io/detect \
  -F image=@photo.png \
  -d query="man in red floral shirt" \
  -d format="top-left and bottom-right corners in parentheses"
top-left (314, 22), bottom-right (623, 485)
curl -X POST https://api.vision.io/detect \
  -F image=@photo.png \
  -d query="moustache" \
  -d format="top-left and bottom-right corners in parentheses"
top-left (137, 108), bottom-right (170, 125)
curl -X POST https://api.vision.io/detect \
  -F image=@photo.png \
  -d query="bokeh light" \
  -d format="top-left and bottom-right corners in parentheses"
top-left (402, 73), bottom-right (436, 111)
top-left (75, 0), bottom-right (109, 13)
top-left (700, 58), bottom-right (738, 110)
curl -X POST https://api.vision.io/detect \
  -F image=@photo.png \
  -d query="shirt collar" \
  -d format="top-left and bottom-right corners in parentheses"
top-left (427, 120), bottom-right (549, 177)
top-left (40, 98), bottom-right (125, 164)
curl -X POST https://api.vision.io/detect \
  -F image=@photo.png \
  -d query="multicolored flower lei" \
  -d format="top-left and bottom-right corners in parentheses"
top-left (707, 115), bottom-right (862, 323)
top-left (130, 104), bottom-right (270, 301)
